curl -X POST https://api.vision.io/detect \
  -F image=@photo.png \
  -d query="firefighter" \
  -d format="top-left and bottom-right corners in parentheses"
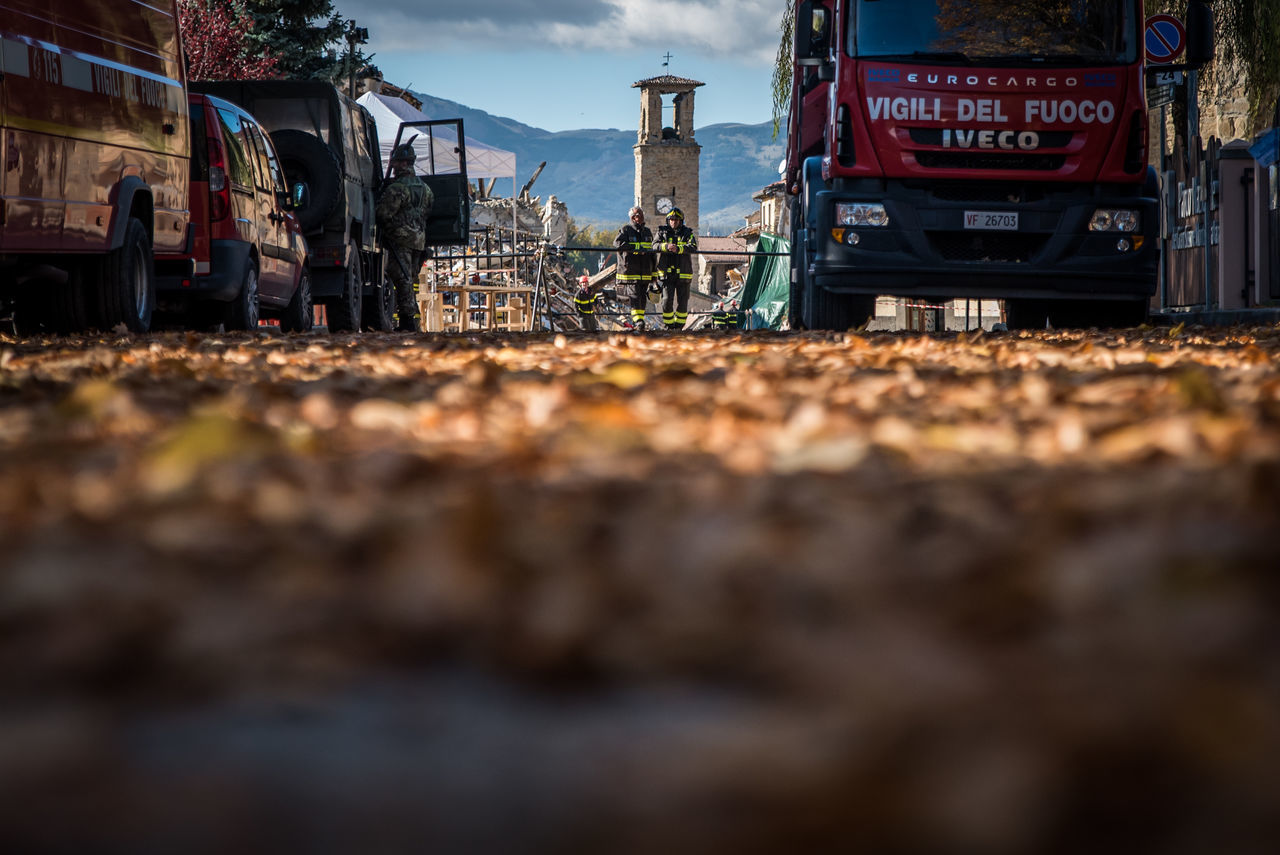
top-left (612, 205), bottom-right (656, 330)
top-left (574, 274), bottom-right (599, 331)
top-left (653, 207), bottom-right (697, 330)
top-left (375, 142), bottom-right (433, 332)
top-left (711, 300), bottom-right (727, 329)
top-left (711, 298), bottom-right (742, 330)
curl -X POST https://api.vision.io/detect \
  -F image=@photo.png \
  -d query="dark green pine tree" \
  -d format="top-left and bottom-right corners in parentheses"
top-left (241, 0), bottom-right (348, 81)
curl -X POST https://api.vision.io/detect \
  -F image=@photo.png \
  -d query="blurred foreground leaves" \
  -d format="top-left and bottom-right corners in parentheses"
top-left (1, 325), bottom-right (1279, 854)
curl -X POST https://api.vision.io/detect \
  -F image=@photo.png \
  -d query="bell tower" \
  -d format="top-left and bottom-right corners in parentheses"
top-left (633, 74), bottom-right (704, 232)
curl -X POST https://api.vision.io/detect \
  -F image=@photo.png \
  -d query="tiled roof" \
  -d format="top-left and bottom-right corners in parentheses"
top-left (697, 235), bottom-right (751, 264)
top-left (632, 74), bottom-right (705, 89)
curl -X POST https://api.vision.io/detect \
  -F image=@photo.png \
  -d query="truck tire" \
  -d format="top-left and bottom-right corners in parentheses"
top-left (280, 268), bottom-right (314, 333)
top-left (1088, 298), bottom-right (1150, 329)
top-left (804, 287), bottom-right (874, 332)
top-left (225, 259), bottom-right (260, 331)
top-left (98, 217), bottom-right (155, 333)
top-left (327, 253), bottom-right (363, 332)
top-left (788, 203), bottom-right (805, 330)
top-left (271, 129), bottom-right (342, 233)
top-left (363, 279), bottom-right (395, 332)
top-left (1005, 298), bottom-right (1148, 330)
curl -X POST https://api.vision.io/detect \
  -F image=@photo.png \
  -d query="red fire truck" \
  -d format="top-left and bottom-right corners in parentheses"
top-left (786, 0), bottom-right (1213, 330)
top-left (1, 0), bottom-right (189, 334)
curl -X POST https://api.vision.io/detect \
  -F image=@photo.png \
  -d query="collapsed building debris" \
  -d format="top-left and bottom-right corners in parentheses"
top-left (470, 193), bottom-right (569, 246)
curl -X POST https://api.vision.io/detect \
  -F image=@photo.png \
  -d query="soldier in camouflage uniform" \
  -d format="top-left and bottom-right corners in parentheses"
top-left (376, 143), bottom-right (433, 332)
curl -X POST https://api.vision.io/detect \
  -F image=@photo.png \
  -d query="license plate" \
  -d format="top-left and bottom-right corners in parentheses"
top-left (963, 211), bottom-right (1019, 231)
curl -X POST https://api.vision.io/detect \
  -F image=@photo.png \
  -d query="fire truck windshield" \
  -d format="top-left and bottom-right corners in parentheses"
top-left (850, 0), bottom-right (1135, 64)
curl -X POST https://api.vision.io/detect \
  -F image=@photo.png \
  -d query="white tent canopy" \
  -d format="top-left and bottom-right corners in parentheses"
top-left (357, 92), bottom-right (516, 180)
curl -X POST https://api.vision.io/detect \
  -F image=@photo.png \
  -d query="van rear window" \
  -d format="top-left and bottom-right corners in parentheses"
top-left (215, 108), bottom-right (255, 189)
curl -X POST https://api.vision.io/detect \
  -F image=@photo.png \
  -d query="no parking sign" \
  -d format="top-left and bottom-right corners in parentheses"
top-left (1145, 14), bottom-right (1187, 64)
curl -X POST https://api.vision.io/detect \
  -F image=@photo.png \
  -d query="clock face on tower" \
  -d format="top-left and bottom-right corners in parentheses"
top-left (654, 195), bottom-right (675, 216)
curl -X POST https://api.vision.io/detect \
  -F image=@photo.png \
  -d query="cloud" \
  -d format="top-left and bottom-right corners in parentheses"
top-left (336, 0), bottom-right (785, 65)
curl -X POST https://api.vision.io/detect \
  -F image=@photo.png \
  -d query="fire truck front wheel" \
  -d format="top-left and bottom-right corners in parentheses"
top-left (1005, 297), bottom-right (1149, 331)
top-left (788, 204), bottom-right (805, 330)
top-left (804, 286), bottom-right (874, 332)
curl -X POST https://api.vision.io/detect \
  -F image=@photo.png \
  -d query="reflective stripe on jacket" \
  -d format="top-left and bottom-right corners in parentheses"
top-left (654, 224), bottom-right (697, 277)
top-left (613, 223), bottom-right (655, 282)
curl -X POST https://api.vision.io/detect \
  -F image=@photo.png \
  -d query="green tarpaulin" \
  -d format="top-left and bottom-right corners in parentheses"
top-left (740, 233), bottom-right (791, 330)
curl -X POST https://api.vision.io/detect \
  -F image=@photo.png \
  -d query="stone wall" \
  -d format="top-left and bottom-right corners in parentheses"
top-left (1199, 55), bottom-right (1254, 142)
top-left (634, 143), bottom-right (701, 231)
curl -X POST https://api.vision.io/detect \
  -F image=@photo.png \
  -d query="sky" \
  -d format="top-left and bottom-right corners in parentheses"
top-left (331, 0), bottom-right (787, 133)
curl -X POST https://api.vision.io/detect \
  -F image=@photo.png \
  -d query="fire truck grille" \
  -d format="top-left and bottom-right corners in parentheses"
top-left (927, 184), bottom-right (1046, 204)
top-left (914, 152), bottom-right (1066, 171)
top-left (908, 129), bottom-right (1074, 148)
top-left (928, 232), bottom-right (1048, 263)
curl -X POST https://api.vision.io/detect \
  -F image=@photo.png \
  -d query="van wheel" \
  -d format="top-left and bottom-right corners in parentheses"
top-left (363, 280), bottom-right (396, 331)
top-left (225, 260), bottom-right (260, 331)
top-left (327, 254), bottom-right (363, 332)
top-left (272, 129), bottom-right (342, 233)
top-left (98, 217), bottom-right (154, 333)
top-left (280, 268), bottom-right (314, 333)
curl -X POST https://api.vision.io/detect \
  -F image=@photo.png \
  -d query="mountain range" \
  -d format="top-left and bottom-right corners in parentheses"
top-left (412, 91), bottom-right (787, 235)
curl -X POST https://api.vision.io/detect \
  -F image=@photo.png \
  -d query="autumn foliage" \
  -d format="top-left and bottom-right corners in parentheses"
top-left (2, 324), bottom-right (1280, 850)
top-left (178, 0), bottom-right (279, 81)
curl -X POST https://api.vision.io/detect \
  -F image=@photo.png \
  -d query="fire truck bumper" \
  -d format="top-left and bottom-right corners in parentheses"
top-left (809, 182), bottom-right (1159, 301)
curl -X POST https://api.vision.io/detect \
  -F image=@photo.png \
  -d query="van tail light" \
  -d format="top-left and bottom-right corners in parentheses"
top-left (207, 133), bottom-right (231, 222)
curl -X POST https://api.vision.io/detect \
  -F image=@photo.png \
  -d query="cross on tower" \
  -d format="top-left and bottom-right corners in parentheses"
top-left (662, 52), bottom-right (673, 68)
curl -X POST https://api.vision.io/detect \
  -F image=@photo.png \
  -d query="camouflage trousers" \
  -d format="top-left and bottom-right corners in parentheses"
top-left (385, 245), bottom-right (420, 320)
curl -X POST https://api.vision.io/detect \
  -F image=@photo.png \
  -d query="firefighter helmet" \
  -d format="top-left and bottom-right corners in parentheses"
top-left (665, 207), bottom-right (684, 221)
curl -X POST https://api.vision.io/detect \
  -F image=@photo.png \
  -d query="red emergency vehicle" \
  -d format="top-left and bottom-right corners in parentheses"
top-left (0, 0), bottom-right (189, 333)
top-left (787, 0), bottom-right (1213, 330)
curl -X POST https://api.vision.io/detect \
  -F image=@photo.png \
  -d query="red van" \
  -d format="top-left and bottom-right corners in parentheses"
top-left (156, 93), bottom-right (313, 332)
top-left (0, 0), bottom-right (189, 334)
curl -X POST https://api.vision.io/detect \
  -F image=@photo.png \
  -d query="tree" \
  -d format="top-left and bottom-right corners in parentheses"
top-left (1192, 0), bottom-right (1280, 125)
top-left (178, 0), bottom-right (279, 81)
top-left (565, 219), bottom-right (617, 276)
top-left (771, 2), bottom-right (795, 138)
top-left (241, 0), bottom-right (363, 82)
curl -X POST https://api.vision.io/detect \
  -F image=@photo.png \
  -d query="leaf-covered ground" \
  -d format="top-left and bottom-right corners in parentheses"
top-left (2, 325), bottom-right (1279, 854)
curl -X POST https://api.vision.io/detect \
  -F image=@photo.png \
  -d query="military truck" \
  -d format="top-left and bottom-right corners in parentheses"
top-left (191, 80), bottom-right (393, 331)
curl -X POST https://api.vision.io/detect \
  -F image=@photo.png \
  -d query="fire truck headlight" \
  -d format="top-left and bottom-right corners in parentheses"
top-left (836, 203), bottom-right (889, 227)
top-left (1089, 209), bottom-right (1140, 232)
